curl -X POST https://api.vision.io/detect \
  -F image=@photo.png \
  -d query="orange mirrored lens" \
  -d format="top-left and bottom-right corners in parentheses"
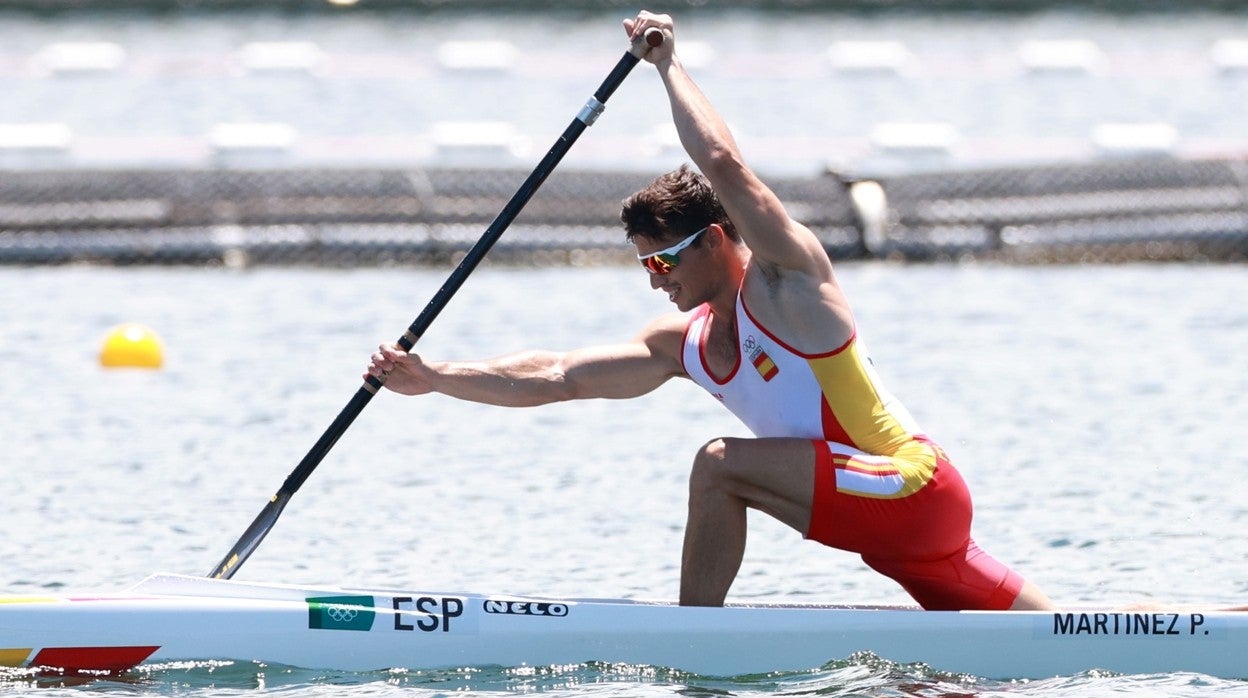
top-left (640, 253), bottom-right (678, 274)
top-left (637, 227), bottom-right (707, 275)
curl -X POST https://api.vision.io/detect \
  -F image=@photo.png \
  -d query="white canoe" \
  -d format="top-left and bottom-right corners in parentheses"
top-left (0, 573), bottom-right (1243, 679)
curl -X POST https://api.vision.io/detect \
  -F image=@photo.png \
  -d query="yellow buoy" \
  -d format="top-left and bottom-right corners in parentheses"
top-left (99, 323), bottom-right (165, 369)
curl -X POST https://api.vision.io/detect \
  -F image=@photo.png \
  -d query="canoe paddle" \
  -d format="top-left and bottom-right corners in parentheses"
top-left (208, 28), bottom-right (664, 580)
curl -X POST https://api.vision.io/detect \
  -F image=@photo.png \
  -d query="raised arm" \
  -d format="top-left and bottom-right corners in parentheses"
top-left (625, 12), bottom-right (832, 280)
top-left (366, 313), bottom-right (689, 407)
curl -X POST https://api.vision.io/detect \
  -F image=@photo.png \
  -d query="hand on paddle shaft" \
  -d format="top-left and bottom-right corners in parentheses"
top-left (206, 26), bottom-right (663, 581)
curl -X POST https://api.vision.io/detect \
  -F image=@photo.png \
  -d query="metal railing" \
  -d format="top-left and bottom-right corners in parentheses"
top-left (1, 157), bottom-right (1245, 266)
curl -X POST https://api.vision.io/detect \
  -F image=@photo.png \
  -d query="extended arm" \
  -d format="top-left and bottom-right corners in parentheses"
top-left (366, 313), bottom-right (688, 407)
top-left (625, 12), bottom-right (832, 281)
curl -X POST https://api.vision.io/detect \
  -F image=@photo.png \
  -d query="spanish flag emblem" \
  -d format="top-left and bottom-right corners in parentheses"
top-left (751, 348), bottom-right (779, 382)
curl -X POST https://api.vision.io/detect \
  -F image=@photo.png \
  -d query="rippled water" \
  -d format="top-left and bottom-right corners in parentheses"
top-left (1, 262), bottom-right (1246, 695)
top-left (7, 656), bottom-right (1244, 696)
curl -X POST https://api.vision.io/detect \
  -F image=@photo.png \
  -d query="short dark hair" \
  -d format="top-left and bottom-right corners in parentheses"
top-left (621, 164), bottom-right (738, 244)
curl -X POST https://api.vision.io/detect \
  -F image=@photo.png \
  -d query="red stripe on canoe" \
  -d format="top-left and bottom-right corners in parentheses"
top-left (30, 645), bottom-right (160, 673)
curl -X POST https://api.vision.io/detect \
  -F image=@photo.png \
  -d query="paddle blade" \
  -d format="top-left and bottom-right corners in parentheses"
top-left (207, 492), bottom-right (290, 579)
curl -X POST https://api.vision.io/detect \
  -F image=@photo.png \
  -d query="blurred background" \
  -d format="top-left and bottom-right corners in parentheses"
top-left (1, 0), bottom-right (1247, 264)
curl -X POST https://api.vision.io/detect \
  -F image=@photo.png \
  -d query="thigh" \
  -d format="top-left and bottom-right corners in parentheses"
top-left (701, 437), bottom-right (818, 534)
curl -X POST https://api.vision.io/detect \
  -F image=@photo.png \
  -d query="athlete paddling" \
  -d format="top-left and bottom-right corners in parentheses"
top-left (367, 11), bottom-right (1053, 610)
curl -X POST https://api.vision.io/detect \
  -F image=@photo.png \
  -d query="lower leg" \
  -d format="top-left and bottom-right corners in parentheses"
top-left (1009, 580), bottom-right (1056, 610)
top-left (677, 437), bottom-right (817, 606)
top-left (679, 485), bottom-right (747, 606)
top-left (679, 441), bottom-right (751, 606)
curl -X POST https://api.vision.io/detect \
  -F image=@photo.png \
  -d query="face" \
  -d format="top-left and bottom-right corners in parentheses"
top-left (633, 226), bottom-right (711, 311)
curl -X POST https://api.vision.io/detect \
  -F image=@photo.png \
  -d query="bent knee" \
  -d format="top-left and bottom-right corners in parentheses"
top-left (688, 437), bottom-right (733, 490)
top-left (689, 437), bottom-right (764, 490)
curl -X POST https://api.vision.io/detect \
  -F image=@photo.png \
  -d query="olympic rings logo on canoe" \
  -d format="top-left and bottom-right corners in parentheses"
top-left (326, 606), bottom-right (360, 623)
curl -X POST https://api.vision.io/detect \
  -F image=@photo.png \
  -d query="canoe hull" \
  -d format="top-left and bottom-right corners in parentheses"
top-left (0, 574), bottom-right (1242, 680)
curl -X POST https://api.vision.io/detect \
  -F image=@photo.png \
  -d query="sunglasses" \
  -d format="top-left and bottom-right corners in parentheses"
top-left (637, 226), bottom-right (708, 275)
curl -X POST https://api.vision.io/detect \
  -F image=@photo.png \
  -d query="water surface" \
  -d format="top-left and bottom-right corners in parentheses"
top-left (0, 263), bottom-right (1245, 695)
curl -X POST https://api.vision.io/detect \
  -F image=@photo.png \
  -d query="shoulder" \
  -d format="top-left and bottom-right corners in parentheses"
top-left (635, 311), bottom-right (694, 343)
top-left (741, 264), bottom-right (855, 353)
top-left (633, 311), bottom-right (697, 364)
top-left (742, 218), bottom-right (836, 283)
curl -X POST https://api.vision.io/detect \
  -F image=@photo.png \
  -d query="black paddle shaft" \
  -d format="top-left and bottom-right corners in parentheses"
top-left (208, 31), bottom-right (662, 580)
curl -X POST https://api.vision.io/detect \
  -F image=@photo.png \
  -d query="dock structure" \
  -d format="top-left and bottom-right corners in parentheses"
top-left (0, 157), bottom-right (1245, 266)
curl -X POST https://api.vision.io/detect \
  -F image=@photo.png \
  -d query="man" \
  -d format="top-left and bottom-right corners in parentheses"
top-left (366, 11), bottom-right (1053, 611)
